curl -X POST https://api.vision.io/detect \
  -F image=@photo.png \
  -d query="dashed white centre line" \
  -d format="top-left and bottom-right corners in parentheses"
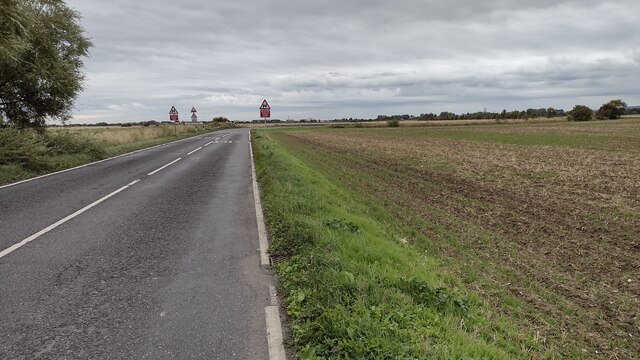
top-left (147, 158), bottom-right (182, 176)
top-left (187, 147), bottom-right (202, 155)
top-left (204, 141), bottom-right (213, 147)
top-left (0, 180), bottom-right (141, 259)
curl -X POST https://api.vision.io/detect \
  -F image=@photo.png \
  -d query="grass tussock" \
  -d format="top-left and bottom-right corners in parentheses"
top-left (252, 131), bottom-right (534, 359)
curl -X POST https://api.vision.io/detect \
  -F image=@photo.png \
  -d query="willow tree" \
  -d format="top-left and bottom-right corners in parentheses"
top-left (0, 0), bottom-right (92, 128)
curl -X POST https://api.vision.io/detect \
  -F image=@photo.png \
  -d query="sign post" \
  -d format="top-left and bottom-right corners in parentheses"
top-left (169, 106), bottom-right (179, 134)
top-left (260, 99), bottom-right (271, 136)
top-left (191, 107), bottom-right (198, 127)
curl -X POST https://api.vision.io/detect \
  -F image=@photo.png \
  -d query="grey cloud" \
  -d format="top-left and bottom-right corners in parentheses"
top-left (65, 0), bottom-right (640, 122)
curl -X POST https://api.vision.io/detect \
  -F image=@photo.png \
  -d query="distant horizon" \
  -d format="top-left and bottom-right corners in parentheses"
top-left (63, 101), bottom-right (638, 125)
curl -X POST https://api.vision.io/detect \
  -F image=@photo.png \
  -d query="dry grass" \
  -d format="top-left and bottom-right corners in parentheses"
top-left (272, 119), bottom-right (640, 359)
top-left (55, 125), bottom-right (205, 145)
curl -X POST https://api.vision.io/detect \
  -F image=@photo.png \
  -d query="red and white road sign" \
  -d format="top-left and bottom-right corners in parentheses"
top-left (260, 99), bottom-right (271, 118)
top-left (191, 107), bottom-right (197, 113)
top-left (169, 106), bottom-right (178, 115)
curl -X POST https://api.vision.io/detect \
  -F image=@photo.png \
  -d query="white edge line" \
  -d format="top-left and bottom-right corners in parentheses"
top-left (147, 158), bottom-right (182, 176)
top-left (0, 131), bottom-right (216, 190)
top-left (0, 182), bottom-right (137, 259)
top-left (187, 147), bottom-right (203, 155)
top-left (250, 140), bottom-right (270, 267)
top-left (265, 306), bottom-right (287, 360)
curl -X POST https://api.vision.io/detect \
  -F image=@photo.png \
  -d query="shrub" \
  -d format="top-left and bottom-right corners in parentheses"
top-left (44, 131), bottom-right (105, 158)
top-left (0, 128), bottom-right (105, 171)
top-left (568, 105), bottom-right (593, 122)
top-left (387, 119), bottom-right (400, 127)
top-left (596, 99), bottom-right (627, 120)
top-left (0, 128), bottom-right (47, 169)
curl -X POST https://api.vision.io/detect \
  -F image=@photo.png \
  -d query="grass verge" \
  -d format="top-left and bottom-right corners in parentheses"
top-left (0, 123), bottom-right (234, 185)
top-left (252, 130), bottom-right (539, 359)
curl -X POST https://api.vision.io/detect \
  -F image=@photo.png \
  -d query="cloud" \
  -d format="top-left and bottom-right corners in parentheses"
top-left (65, 0), bottom-right (640, 122)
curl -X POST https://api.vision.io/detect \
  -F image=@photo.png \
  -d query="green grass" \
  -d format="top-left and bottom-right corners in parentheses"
top-left (253, 131), bottom-right (539, 359)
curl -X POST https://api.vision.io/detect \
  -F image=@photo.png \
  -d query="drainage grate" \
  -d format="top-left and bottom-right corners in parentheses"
top-left (269, 255), bottom-right (290, 266)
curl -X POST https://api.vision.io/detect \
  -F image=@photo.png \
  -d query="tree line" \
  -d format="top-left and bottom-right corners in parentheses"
top-left (358, 99), bottom-right (630, 123)
top-left (378, 107), bottom-right (565, 122)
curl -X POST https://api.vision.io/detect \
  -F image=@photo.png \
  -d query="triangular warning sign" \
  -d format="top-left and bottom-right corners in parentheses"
top-left (169, 106), bottom-right (178, 115)
top-left (191, 107), bottom-right (197, 113)
top-left (260, 99), bottom-right (271, 109)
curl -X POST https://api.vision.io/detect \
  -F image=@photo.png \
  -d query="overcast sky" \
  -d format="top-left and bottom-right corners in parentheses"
top-left (65, 0), bottom-right (640, 123)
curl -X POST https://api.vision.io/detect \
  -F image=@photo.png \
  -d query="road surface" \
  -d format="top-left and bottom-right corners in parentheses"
top-left (0, 129), bottom-right (275, 359)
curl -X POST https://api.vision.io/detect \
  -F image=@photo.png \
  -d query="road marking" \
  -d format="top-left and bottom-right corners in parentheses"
top-left (187, 147), bottom-right (202, 155)
top-left (147, 158), bottom-right (182, 176)
top-left (0, 180), bottom-right (140, 259)
top-left (204, 141), bottom-right (213, 147)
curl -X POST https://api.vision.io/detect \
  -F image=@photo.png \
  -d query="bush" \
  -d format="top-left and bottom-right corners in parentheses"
top-left (0, 128), bottom-right (105, 171)
top-left (0, 128), bottom-right (47, 169)
top-left (387, 119), bottom-right (400, 127)
top-left (596, 99), bottom-right (627, 120)
top-left (44, 131), bottom-right (105, 158)
top-left (568, 105), bottom-right (593, 122)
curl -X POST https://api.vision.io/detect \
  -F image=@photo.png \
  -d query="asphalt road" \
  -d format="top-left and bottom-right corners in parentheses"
top-left (0, 129), bottom-right (273, 359)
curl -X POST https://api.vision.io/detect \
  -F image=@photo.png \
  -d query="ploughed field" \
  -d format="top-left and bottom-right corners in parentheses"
top-left (272, 119), bottom-right (639, 358)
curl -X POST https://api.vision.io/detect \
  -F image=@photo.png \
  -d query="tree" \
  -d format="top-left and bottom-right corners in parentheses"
top-left (0, 0), bottom-right (92, 128)
top-left (545, 107), bottom-right (558, 118)
top-left (0, 0), bottom-right (32, 65)
top-left (596, 99), bottom-right (627, 120)
top-left (568, 105), bottom-right (593, 122)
